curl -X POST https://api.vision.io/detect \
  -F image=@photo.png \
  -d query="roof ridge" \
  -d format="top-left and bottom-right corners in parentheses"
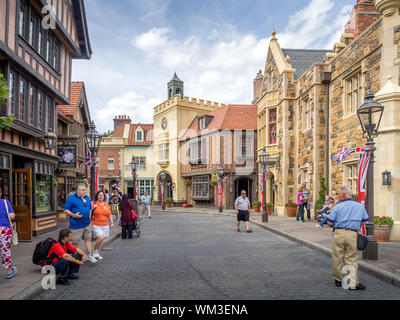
top-left (282, 48), bottom-right (332, 52)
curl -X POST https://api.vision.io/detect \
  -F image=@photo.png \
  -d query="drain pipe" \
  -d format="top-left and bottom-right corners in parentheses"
top-left (321, 72), bottom-right (331, 195)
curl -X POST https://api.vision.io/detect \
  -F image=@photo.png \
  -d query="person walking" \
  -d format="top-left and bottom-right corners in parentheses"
top-left (296, 185), bottom-right (305, 223)
top-left (111, 189), bottom-right (122, 221)
top-left (91, 191), bottom-right (114, 261)
top-left (45, 229), bottom-right (87, 285)
top-left (140, 191), bottom-right (151, 219)
top-left (63, 183), bottom-right (97, 263)
top-left (302, 183), bottom-right (311, 221)
top-left (119, 195), bottom-right (136, 239)
top-left (0, 188), bottom-right (17, 279)
top-left (327, 186), bottom-right (369, 290)
top-left (234, 190), bottom-right (252, 233)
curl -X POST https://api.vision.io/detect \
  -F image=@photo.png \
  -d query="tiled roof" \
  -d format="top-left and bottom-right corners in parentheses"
top-left (58, 82), bottom-right (85, 116)
top-left (128, 123), bottom-right (154, 146)
top-left (181, 105), bottom-right (257, 140)
top-left (282, 49), bottom-right (331, 80)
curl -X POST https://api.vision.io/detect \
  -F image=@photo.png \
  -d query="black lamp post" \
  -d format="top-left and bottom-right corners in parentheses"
top-left (44, 128), bottom-right (57, 151)
top-left (130, 157), bottom-right (138, 200)
top-left (217, 165), bottom-right (224, 213)
top-left (160, 171), bottom-right (166, 210)
top-left (84, 121), bottom-right (102, 199)
top-left (357, 88), bottom-right (384, 261)
top-left (259, 147), bottom-right (268, 223)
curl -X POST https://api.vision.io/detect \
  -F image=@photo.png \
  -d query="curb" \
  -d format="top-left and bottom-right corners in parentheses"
top-left (176, 209), bottom-right (400, 289)
top-left (10, 230), bottom-right (122, 300)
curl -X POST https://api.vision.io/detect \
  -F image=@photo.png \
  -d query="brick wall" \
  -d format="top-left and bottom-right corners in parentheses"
top-left (98, 148), bottom-right (120, 177)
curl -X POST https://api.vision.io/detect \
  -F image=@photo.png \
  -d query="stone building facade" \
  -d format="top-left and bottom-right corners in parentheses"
top-left (255, 0), bottom-right (400, 239)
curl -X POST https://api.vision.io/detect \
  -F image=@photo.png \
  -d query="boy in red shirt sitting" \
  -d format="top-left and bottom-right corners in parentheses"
top-left (46, 229), bottom-right (87, 285)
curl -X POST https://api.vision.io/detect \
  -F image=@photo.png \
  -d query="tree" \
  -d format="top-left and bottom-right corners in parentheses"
top-left (314, 176), bottom-right (327, 211)
top-left (102, 130), bottom-right (114, 137)
top-left (0, 73), bottom-right (15, 130)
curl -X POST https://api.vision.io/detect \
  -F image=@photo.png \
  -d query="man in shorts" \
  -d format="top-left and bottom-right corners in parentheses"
top-left (63, 183), bottom-right (97, 263)
top-left (234, 190), bottom-right (252, 233)
top-left (140, 191), bottom-right (151, 219)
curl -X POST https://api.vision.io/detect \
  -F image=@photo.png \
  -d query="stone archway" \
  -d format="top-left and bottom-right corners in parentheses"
top-left (157, 172), bottom-right (173, 203)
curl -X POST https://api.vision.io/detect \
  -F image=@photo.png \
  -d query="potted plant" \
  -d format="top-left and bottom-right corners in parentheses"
top-left (266, 202), bottom-right (274, 215)
top-left (252, 201), bottom-right (261, 212)
top-left (165, 198), bottom-right (173, 208)
top-left (285, 202), bottom-right (298, 217)
top-left (210, 174), bottom-right (218, 187)
top-left (374, 216), bottom-right (394, 242)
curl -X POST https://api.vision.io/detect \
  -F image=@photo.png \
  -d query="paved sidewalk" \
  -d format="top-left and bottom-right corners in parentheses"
top-left (159, 206), bottom-right (400, 287)
top-left (0, 217), bottom-right (121, 300)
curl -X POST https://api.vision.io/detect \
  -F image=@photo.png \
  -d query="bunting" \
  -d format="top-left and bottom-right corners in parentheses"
top-left (358, 151), bottom-right (371, 236)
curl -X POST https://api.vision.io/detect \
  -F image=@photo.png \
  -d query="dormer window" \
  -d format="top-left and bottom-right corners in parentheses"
top-left (136, 130), bottom-right (143, 141)
top-left (198, 115), bottom-right (213, 130)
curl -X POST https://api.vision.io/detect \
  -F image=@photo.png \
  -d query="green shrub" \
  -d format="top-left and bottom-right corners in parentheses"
top-left (314, 176), bottom-right (327, 211)
top-left (252, 201), bottom-right (261, 207)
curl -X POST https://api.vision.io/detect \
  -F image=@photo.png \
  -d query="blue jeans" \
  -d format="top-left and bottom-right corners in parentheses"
top-left (296, 204), bottom-right (305, 221)
top-left (319, 216), bottom-right (329, 226)
top-left (318, 207), bottom-right (329, 216)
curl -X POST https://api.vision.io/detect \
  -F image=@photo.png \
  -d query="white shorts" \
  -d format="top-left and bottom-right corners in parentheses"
top-left (92, 225), bottom-right (110, 238)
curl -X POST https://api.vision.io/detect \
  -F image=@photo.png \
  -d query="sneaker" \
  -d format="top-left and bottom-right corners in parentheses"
top-left (316, 224), bottom-right (322, 227)
top-left (57, 278), bottom-right (70, 285)
top-left (246, 229), bottom-right (253, 233)
top-left (335, 280), bottom-right (342, 287)
top-left (149, 216), bottom-right (151, 219)
top-left (68, 273), bottom-right (79, 280)
top-left (87, 253), bottom-right (97, 263)
top-left (94, 253), bottom-right (104, 261)
top-left (237, 228), bottom-right (241, 232)
top-left (5, 267), bottom-right (17, 279)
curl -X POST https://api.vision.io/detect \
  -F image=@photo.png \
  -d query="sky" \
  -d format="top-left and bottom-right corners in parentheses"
top-left (72, 0), bottom-right (356, 133)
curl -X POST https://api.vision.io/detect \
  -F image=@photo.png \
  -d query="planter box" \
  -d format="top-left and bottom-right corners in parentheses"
top-left (254, 206), bottom-right (260, 212)
top-left (266, 208), bottom-right (273, 215)
top-left (286, 207), bottom-right (297, 217)
top-left (166, 202), bottom-right (173, 208)
top-left (374, 225), bottom-right (392, 242)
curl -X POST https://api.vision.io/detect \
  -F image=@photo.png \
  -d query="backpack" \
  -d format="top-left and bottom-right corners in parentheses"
top-left (32, 238), bottom-right (57, 266)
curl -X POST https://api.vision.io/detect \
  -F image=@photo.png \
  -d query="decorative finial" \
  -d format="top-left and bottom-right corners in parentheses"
top-left (285, 55), bottom-right (291, 64)
top-left (272, 29), bottom-right (277, 39)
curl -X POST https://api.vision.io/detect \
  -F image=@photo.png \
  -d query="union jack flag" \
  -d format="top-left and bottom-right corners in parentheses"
top-left (346, 146), bottom-right (372, 157)
top-left (85, 150), bottom-right (92, 167)
top-left (358, 151), bottom-right (371, 236)
top-left (332, 147), bottom-right (351, 162)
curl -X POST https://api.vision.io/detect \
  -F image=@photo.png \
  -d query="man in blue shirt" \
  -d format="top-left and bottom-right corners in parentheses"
top-left (327, 186), bottom-right (369, 290)
top-left (63, 183), bottom-right (97, 263)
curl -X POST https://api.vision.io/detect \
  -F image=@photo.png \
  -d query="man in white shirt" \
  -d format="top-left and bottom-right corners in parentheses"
top-left (140, 191), bottom-right (151, 219)
top-left (234, 190), bottom-right (252, 233)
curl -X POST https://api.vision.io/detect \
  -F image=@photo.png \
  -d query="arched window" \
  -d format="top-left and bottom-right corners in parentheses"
top-left (176, 88), bottom-right (181, 96)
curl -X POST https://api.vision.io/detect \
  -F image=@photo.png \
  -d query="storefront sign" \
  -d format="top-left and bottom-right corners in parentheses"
top-left (57, 146), bottom-right (76, 168)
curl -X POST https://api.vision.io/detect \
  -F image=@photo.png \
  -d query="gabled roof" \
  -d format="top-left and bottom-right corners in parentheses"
top-left (282, 49), bottom-right (331, 80)
top-left (57, 82), bottom-right (91, 130)
top-left (128, 124), bottom-right (154, 146)
top-left (181, 105), bottom-right (257, 141)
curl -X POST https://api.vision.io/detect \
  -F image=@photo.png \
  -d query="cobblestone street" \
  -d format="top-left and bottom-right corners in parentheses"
top-left (36, 211), bottom-right (400, 300)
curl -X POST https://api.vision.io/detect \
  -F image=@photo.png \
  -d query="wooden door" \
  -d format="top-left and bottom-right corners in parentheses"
top-left (12, 169), bottom-right (32, 241)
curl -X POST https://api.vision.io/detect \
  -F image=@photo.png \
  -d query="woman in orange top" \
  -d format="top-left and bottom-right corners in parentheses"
top-left (91, 191), bottom-right (113, 261)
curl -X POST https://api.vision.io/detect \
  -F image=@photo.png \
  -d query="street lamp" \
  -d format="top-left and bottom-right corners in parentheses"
top-left (44, 128), bottom-right (57, 151)
top-left (84, 121), bottom-right (102, 199)
top-left (130, 157), bottom-right (138, 200)
top-left (259, 147), bottom-right (268, 223)
top-left (160, 171), bottom-right (166, 210)
top-left (217, 165), bottom-right (224, 213)
top-left (357, 88), bottom-right (384, 261)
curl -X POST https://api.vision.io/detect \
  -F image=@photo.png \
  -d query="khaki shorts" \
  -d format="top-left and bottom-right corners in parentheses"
top-left (71, 225), bottom-right (92, 244)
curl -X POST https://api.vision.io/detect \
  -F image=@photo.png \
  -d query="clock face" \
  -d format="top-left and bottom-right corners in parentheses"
top-left (162, 117), bottom-right (167, 130)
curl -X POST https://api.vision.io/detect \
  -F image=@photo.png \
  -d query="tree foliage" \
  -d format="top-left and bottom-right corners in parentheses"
top-left (102, 130), bottom-right (114, 137)
top-left (0, 73), bottom-right (15, 130)
top-left (314, 176), bottom-right (327, 211)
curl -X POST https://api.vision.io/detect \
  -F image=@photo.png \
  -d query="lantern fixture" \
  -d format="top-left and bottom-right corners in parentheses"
top-left (217, 165), bottom-right (224, 178)
top-left (44, 128), bottom-right (57, 151)
top-left (382, 170), bottom-right (391, 186)
top-left (84, 121), bottom-right (102, 155)
top-left (357, 88), bottom-right (384, 142)
top-left (130, 156), bottom-right (138, 172)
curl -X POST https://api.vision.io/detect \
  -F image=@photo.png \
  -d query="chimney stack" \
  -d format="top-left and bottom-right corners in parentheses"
top-left (344, 0), bottom-right (381, 38)
top-left (113, 115), bottom-right (132, 137)
top-left (253, 70), bottom-right (263, 102)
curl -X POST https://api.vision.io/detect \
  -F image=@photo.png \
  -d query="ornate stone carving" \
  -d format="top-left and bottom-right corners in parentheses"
top-left (375, 0), bottom-right (400, 16)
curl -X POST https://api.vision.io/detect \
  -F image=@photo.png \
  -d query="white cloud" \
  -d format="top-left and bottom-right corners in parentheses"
top-left (77, 0), bottom-right (353, 132)
top-left (277, 0), bottom-right (352, 49)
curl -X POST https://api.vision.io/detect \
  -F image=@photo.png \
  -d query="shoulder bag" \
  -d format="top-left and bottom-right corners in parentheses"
top-left (357, 233), bottom-right (368, 251)
top-left (5, 200), bottom-right (18, 246)
top-left (129, 201), bottom-right (138, 220)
